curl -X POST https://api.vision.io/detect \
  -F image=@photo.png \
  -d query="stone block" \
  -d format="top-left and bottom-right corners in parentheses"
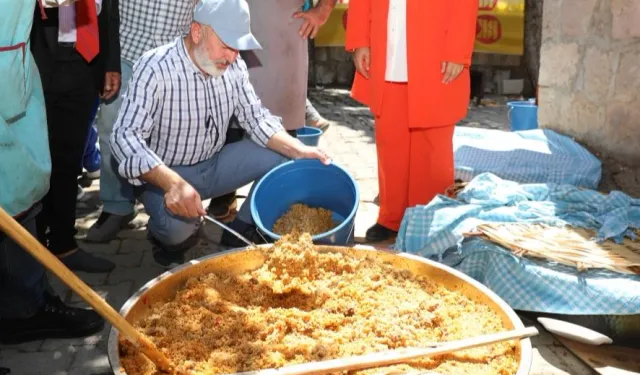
top-left (537, 86), bottom-right (571, 130)
top-left (119, 238), bottom-right (152, 254)
top-left (612, 0), bottom-right (640, 39)
top-left (561, 0), bottom-right (597, 38)
top-left (0, 349), bottom-right (75, 375)
top-left (69, 346), bottom-right (111, 374)
top-left (78, 240), bottom-right (121, 255)
top-left (614, 49), bottom-right (640, 102)
top-left (314, 47), bottom-right (329, 62)
top-left (40, 324), bottom-right (110, 351)
top-left (583, 47), bottom-right (613, 100)
top-left (69, 282), bottom-right (134, 312)
top-left (605, 102), bottom-right (640, 163)
top-left (538, 43), bottom-right (580, 88)
top-left (541, 0), bottom-right (561, 41)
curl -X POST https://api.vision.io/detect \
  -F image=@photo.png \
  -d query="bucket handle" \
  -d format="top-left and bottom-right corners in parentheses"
top-left (507, 105), bottom-right (513, 125)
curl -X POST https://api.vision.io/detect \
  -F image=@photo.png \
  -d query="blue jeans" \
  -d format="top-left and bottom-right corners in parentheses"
top-left (82, 97), bottom-right (101, 172)
top-left (0, 204), bottom-right (46, 319)
top-left (95, 59), bottom-right (135, 215)
top-left (137, 140), bottom-right (287, 248)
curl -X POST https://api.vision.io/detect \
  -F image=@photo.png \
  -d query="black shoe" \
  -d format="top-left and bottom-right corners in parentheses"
top-left (0, 293), bottom-right (104, 344)
top-left (207, 192), bottom-right (238, 220)
top-left (59, 248), bottom-right (116, 273)
top-left (148, 232), bottom-right (199, 269)
top-left (365, 223), bottom-right (398, 242)
top-left (220, 220), bottom-right (269, 248)
top-left (151, 245), bottom-right (186, 269)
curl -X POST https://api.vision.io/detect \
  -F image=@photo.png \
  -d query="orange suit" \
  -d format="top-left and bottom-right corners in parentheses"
top-left (345, 0), bottom-right (478, 231)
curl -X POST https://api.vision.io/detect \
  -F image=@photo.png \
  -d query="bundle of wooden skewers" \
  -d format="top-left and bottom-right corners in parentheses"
top-left (444, 180), bottom-right (468, 199)
top-left (464, 223), bottom-right (640, 275)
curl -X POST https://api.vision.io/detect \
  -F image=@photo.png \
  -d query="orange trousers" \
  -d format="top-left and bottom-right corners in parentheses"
top-left (375, 82), bottom-right (455, 231)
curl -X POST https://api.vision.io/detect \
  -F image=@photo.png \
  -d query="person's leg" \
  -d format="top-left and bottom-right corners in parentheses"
top-left (305, 98), bottom-right (331, 132)
top-left (82, 97), bottom-right (101, 177)
top-left (366, 82), bottom-right (411, 242)
top-left (199, 140), bottom-right (288, 247)
top-left (0, 204), bottom-right (104, 344)
top-left (86, 59), bottom-right (137, 243)
top-left (41, 49), bottom-right (115, 273)
top-left (207, 118), bottom-right (244, 220)
top-left (407, 125), bottom-right (456, 207)
top-left (137, 180), bottom-right (202, 268)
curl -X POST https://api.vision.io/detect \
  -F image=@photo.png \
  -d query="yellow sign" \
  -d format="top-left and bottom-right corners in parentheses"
top-left (313, 0), bottom-right (524, 56)
top-left (475, 0), bottom-right (525, 55)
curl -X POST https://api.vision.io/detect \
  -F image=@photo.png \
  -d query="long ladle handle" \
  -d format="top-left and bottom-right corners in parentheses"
top-left (0, 206), bottom-right (175, 373)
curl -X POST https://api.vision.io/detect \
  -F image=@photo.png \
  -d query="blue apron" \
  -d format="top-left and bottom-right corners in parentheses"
top-left (0, 0), bottom-right (52, 217)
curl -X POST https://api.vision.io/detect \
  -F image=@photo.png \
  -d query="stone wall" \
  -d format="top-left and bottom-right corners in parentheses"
top-left (309, 47), bottom-right (355, 86)
top-left (538, 0), bottom-right (640, 165)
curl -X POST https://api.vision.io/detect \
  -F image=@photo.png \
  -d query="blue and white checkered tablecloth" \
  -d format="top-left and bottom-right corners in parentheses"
top-left (395, 173), bottom-right (640, 315)
top-left (454, 127), bottom-right (602, 189)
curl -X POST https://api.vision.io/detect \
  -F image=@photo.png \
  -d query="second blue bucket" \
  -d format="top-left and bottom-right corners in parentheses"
top-left (296, 126), bottom-right (323, 146)
top-left (250, 159), bottom-right (359, 245)
top-left (507, 100), bottom-right (538, 131)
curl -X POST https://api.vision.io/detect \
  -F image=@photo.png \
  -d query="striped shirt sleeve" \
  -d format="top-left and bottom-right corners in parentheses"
top-left (109, 62), bottom-right (165, 186)
top-left (233, 60), bottom-right (285, 147)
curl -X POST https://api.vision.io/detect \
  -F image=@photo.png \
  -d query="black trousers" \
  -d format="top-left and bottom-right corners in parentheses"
top-left (36, 46), bottom-right (98, 254)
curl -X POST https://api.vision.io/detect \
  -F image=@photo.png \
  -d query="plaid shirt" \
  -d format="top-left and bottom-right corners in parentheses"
top-left (119, 0), bottom-right (193, 63)
top-left (110, 38), bottom-right (284, 185)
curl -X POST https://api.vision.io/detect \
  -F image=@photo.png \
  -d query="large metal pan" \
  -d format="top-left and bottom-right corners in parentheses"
top-left (107, 245), bottom-right (533, 375)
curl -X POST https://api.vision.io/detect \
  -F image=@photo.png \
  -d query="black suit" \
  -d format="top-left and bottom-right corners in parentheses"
top-left (30, 0), bottom-right (120, 254)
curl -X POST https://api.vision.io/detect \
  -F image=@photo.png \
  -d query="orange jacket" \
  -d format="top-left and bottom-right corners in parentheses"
top-left (345, 0), bottom-right (478, 128)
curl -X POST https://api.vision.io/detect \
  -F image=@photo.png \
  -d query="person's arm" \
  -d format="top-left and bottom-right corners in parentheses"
top-left (294, 0), bottom-right (338, 39)
top-left (101, 0), bottom-right (121, 99)
top-left (109, 63), bottom-right (164, 186)
top-left (344, 0), bottom-right (371, 51)
top-left (442, 0), bottom-right (479, 67)
top-left (232, 59), bottom-right (331, 164)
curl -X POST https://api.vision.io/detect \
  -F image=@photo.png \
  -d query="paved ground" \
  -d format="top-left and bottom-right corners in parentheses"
top-left (0, 89), bottom-right (599, 375)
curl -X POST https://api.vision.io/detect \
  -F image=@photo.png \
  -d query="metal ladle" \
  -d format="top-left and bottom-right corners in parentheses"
top-left (203, 214), bottom-right (256, 247)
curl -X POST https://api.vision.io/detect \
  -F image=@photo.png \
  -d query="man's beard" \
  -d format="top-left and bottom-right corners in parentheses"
top-left (194, 43), bottom-right (227, 78)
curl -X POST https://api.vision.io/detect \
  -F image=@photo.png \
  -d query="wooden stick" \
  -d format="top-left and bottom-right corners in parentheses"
top-left (0, 206), bottom-right (175, 373)
top-left (255, 326), bottom-right (538, 375)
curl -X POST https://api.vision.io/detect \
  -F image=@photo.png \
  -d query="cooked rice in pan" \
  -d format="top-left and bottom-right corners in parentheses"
top-left (120, 234), bottom-right (518, 375)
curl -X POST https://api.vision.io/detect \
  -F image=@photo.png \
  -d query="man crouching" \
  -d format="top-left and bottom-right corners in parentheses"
top-left (110, 0), bottom-right (329, 268)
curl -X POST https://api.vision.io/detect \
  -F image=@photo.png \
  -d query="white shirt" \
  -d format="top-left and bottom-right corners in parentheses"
top-left (385, 0), bottom-right (408, 82)
top-left (58, 0), bottom-right (102, 43)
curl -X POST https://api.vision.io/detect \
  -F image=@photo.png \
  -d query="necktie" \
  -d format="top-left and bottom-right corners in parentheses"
top-left (75, 0), bottom-right (99, 62)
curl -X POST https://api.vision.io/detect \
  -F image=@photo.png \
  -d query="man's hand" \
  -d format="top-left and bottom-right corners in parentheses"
top-left (293, 2), bottom-right (334, 39)
top-left (266, 131), bottom-right (332, 165)
top-left (441, 62), bottom-right (464, 84)
top-left (164, 180), bottom-right (206, 218)
top-left (296, 145), bottom-right (332, 165)
top-left (140, 164), bottom-right (206, 218)
top-left (353, 47), bottom-right (370, 79)
top-left (101, 72), bottom-right (121, 100)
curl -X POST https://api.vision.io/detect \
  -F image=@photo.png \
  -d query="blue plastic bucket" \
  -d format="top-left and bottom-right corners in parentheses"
top-left (296, 126), bottom-right (323, 146)
top-left (507, 100), bottom-right (538, 131)
top-left (250, 159), bottom-right (359, 245)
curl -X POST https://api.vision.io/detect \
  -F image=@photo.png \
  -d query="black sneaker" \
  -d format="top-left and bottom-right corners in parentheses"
top-left (148, 232), bottom-right (199, 269)
top-left (151, 245), bottom-right (186, 269)
top-left (220, 220), bottom-right (270, 248)
top-left (60, 248), bottom-right (116, 273)
top-left (365, 223), bottom-right (398, 242)
top-left (0, 293), bottom-right (104, 344)
top-left (207, 192), bottom-right (238, 220)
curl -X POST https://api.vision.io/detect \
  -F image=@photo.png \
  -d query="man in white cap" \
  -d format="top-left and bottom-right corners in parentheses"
top-left (110, 0), bottom-right (330, 268)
